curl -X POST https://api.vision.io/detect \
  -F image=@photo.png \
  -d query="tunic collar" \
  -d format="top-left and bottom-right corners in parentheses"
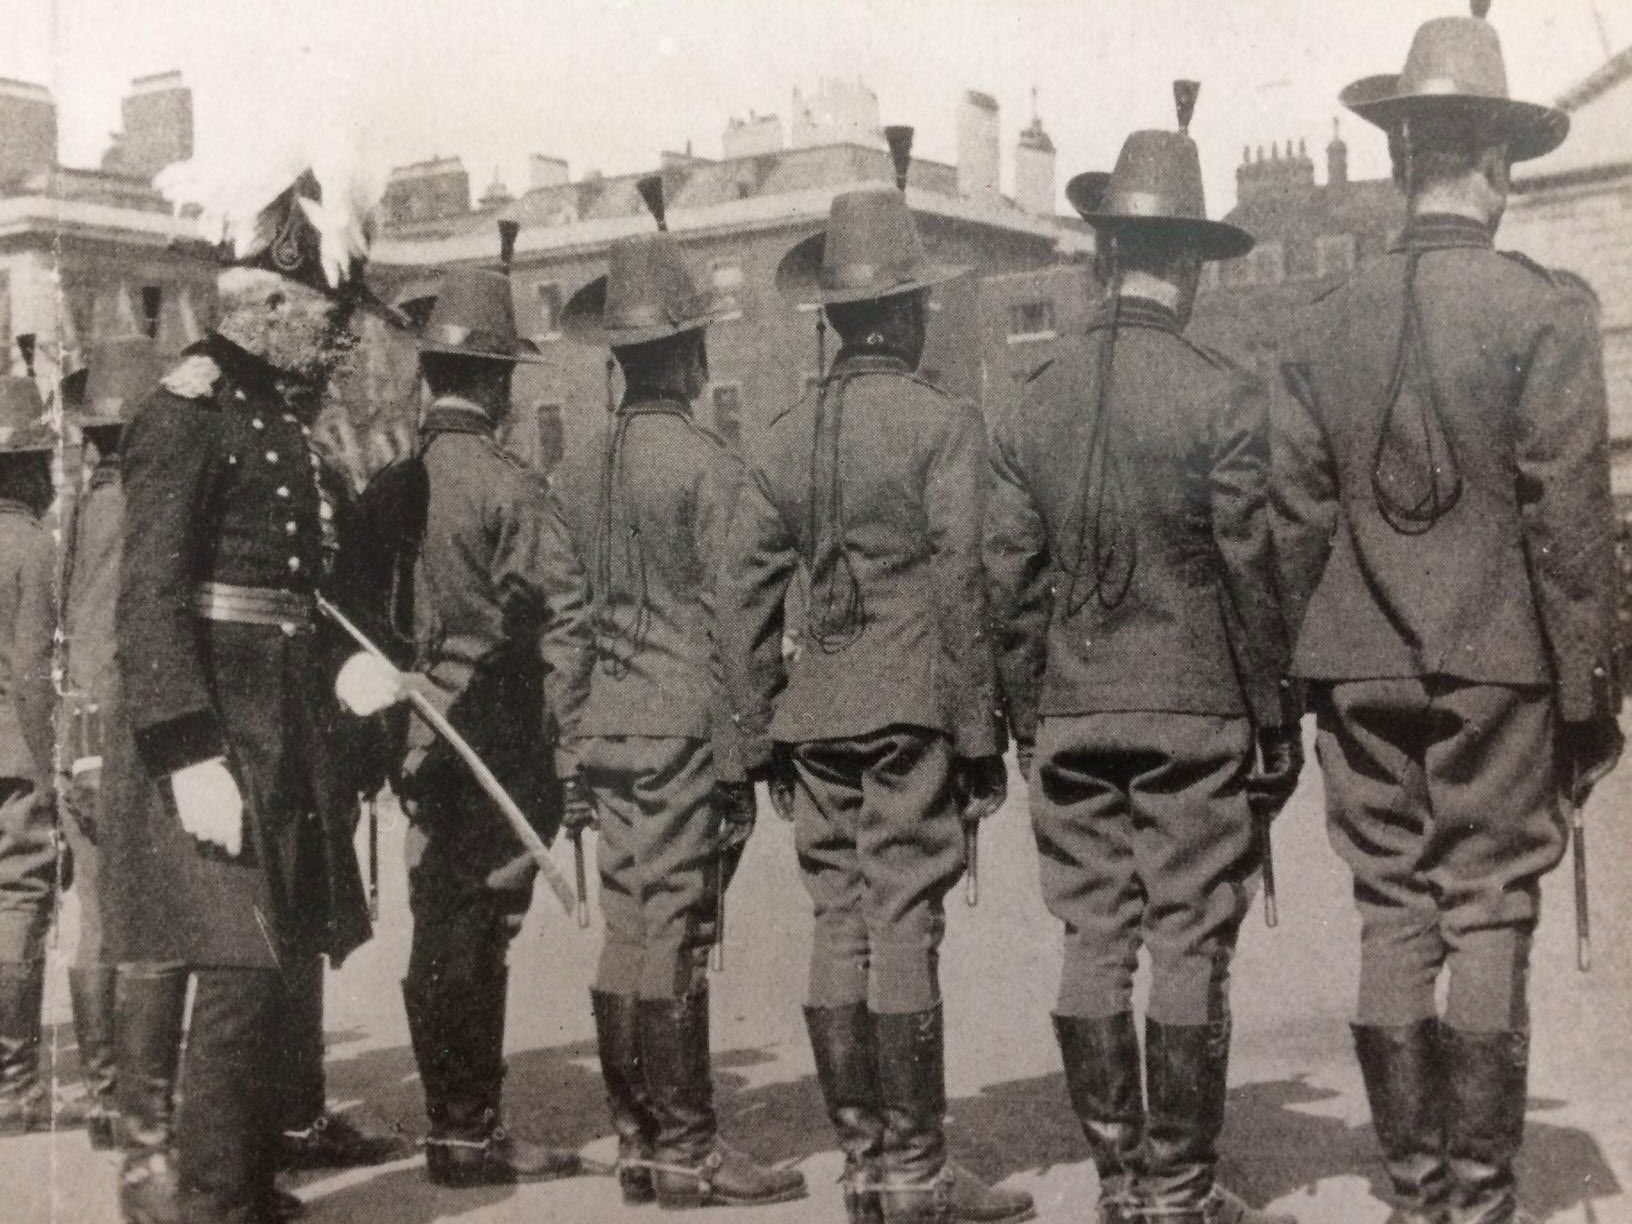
top-left (1086, 295), bottom-right (1183, 336)
top-left (420, 396), bottom-right (496, 437)
top-left (1393, 213), bottom-right (1495, 253)
top-left (89, 456), bottom-right (122, 488)
top-left (830, 352), bottom-right (914, 376)
top-left (619, 393), bottom-right (693, 418)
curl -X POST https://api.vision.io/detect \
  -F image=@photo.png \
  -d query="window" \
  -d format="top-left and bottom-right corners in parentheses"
top-left (1008, 299), bottom-right (1057, 343)
top-left (712, 383), bottom-right (743, 448)
top-left (535, 282), bottom-right (564, 338)
top-left (1315, 234), bottom-right (1358, 279)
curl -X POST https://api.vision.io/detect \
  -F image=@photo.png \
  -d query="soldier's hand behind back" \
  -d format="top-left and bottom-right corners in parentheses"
top-left (561, 773), bottom-right (599, 835)
top-left (1248, 726), bottom-right (1304, 821)
top-left (713, 781), bottom-right (756, 852)
top-left (169, 757), bottom-right (244, 856)
top-left (1559, 714), bottom-right (1624, 807)
top-left (955, 754), bottom-right (1008, 822)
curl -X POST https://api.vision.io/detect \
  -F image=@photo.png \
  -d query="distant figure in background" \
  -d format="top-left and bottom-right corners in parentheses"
top-left (1275, 8), bottom-right (1624, 1223)
top-left (0, 375), bottom-right (60, 1139)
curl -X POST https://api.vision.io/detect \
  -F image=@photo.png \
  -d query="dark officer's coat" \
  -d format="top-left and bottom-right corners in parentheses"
top-left (0, 500), bottom-right (54, 788)
top-left (722, 354), bottom-right (1002, 769)
top-left (103, 339), bottom-right (370, 969)
top-left (541, 396), bottom-right (744, 779)
top-left (1274, 215), bottom-right (1618, 721)
top-left (985, 299), bottom-right (1292, 743)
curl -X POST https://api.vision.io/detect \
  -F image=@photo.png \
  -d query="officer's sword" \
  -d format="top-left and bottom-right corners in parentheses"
top-left (315, 594), bottom-right (577, 916)
top-left (1568, 762), bottom-right (1589, 973)
top-left (569, 824), bottom-right (591, 929)
top-left (365, 795), bottom-right (380, 922)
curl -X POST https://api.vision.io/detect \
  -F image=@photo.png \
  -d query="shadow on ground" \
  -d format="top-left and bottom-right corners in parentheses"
top-left (285, 1029), bottom-right (1624, 1222)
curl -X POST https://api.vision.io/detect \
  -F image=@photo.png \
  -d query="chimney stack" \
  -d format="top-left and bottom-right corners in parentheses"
top-left (119, 72), bottom-right (193, 181)
top-left (957, 89), bottom-right (1001, 201)
top-left (0, 78), bottom-right (57, 184)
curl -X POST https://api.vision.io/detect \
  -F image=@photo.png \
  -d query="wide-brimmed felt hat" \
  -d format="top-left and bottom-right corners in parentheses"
top-left (776, 187), bottom-right (969, 307)
top-left (1340, 6), bottom-right (1568, 162)
top-left (74, 335), bottom-right (164, 428)
top-left (1075, 129), bottom-right (1254, 262)
top-left (417, 267), bottom-right (550, 364)
top-left (0, 377), bottom-right (53, 454)
top-left (561, 231), bottom-right (737, 347)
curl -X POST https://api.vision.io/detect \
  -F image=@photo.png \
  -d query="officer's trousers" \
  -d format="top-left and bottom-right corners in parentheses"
top-left (61, 795), bottom-right (105, 968)
top-left (1031, 712), bottom-right (1257, 1025)
top-left (269, 953), bottom-right (326, 1131)
top-left (1314, 678), bottom-right (1562, 1031)
top-left (0, 777), bottom-right (54, 964)
top-left (587, 736), bottom-right (722, 1001)
top-left (792, 726), bottom-right (963, 1015)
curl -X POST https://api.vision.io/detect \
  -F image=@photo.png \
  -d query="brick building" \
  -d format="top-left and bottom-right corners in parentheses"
top-left (353, 86), bottom-right (1092, 487)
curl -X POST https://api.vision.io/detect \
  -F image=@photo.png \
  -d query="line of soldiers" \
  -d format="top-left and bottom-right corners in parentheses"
top-left (0, 5), bottom-right (1621, 1224)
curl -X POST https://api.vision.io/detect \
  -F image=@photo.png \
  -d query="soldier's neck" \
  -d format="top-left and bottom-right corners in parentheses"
top-left (1411, 183), bottom-right (1499, 231)
top-left (1115, 271), bottom-right (1183, 315)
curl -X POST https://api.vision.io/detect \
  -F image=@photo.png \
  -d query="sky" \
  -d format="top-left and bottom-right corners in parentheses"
top-left (5, 0), bottom-right (1631, 215)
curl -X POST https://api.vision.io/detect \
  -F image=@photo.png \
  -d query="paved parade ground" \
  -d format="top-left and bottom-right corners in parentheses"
top-left (7, 728), bottom-right (1630, 1224)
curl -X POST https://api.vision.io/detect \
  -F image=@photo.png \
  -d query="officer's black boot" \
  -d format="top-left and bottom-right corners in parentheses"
top-left (874, 1005), bottom-right (1035, 1224)
top-left (639, 988), bottom-right (807, 1209)
top-left (1353, 1021), bottom-right (1450, 1224)
top-left (0, 960), bottom-right (47, 1135)
top-left (115, 964), bottom-right (188, 1224)
top-left (1140, 1017), bottom-right (1295, 1224)
top-left (413, 970), bottom-right (582, 1186)
top-left (276, 959), bottom-right (410, 1170)
top-left (805, 1003), bottom-right (885, 1224)
top-left (591, 989), bottom-right (659, 1204)
top-left (68, 966), bottom-right (120, 1149)
top-left (1442, 1027), bottom-right (1533, 1224)
top-left (175, 968), bottom-right (281, 1224)
top-left (1053, 1012), bottom-right (1144, 1224)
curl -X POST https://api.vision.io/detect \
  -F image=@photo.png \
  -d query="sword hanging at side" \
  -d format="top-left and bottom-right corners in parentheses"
top-left (316, 593), bottom-right (578, 917)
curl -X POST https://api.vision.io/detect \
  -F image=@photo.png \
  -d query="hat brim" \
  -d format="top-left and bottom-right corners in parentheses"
top-left (1064, 172), bottom-right (1113, 221)
top-left (1079, 213), bottom-right (1255, 262)
top-left (774, 231), bottom-right (971, 307)
top-left (1339, 74), bottom-right (1569, 161)
top-left (559, 274), bottom-right (737, 348)
top-left (416, 337), bottom-right (555, 366)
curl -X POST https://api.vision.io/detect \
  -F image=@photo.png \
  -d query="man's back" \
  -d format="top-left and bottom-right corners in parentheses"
top-left (1275, 215), bottom-right (1617, 717)
top-left (0, 504), bottom-right (52, 784)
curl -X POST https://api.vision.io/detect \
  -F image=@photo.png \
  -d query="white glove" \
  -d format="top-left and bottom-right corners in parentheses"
top-left (170, 757), bottom-right (244, 856)
top-left (335, 651), bottom-right (405, 716)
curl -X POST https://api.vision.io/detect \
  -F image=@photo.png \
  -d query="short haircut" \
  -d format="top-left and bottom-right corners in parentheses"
top-left (823, 290), bottom-right (924, 346)
top-left (1096, 225), bottom-right (1198, 283)
top-left (419, 351), bottom-right (506, 397)
top-left (612, 328), bottom-right (703, 385)
top-left (1388, 111), bottom-right (1508, 194)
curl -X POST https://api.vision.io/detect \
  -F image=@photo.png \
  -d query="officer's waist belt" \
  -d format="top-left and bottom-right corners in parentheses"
top-left (191, 581), bottom-right (314, 631)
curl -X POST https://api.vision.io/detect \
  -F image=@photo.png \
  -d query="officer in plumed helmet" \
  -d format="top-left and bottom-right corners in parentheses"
top-left (102, 163), bottom-right (388, 1224)
top-left (985, 87), bottom-right (1299, 1224)
top-left (0, 373), bottom-right (58, 1139)
top-left (1274, 6), bottom-right (1623, 1223)
top-left (540, 179), bottom-right (806, 1211)
top-left (721, 140), bottom-right (1031, 1224)
top-left (335, 252), bottom-right (586, 1188)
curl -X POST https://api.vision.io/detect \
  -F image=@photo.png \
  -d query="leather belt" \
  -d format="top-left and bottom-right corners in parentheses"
top-left (192, 581), bottom-right (314, 633)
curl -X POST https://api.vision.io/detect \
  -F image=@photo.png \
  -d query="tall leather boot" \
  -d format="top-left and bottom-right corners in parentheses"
top-left (115, 964), bottom-right (189, 1224)
top-left (1442, 1027), bottom-right (1532, 1224)
top-left (69, 966), bottom-right (120, 1150)
top-left (1054, 1013), bottom-right (1144, 1224)
top-left (0, 960), bottom-right (46, 1135)
top-left (639, 989), bottom-right (807, 1209)
top-left (414, 968), bottom-right (581, 1186)
top-left (806, 1003), bottom-right (885, 1224)
top-left (1141, 1018), bottom-right (1295, 1224)
top-left (874, 1006), bottom-right (1035, 1224)
top-left (592, 989), bottom-right (659, 1204)
top-left (1353, 1021), bottom-right (1450, 1224)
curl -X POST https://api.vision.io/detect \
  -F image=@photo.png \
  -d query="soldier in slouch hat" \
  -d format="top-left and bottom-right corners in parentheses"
top-left (721, 144), bottom-right (1031, 1224)
top-left (1275, 6), bottom-right (1622, 1222)
top-left (540, 181), bottom-right (806, 1211)
top-left (986, 85), bottom-right (1299, 1224)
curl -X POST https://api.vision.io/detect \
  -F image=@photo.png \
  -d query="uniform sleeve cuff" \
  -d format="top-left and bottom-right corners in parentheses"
top-left (134, 709), bottom-right (225, 778)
